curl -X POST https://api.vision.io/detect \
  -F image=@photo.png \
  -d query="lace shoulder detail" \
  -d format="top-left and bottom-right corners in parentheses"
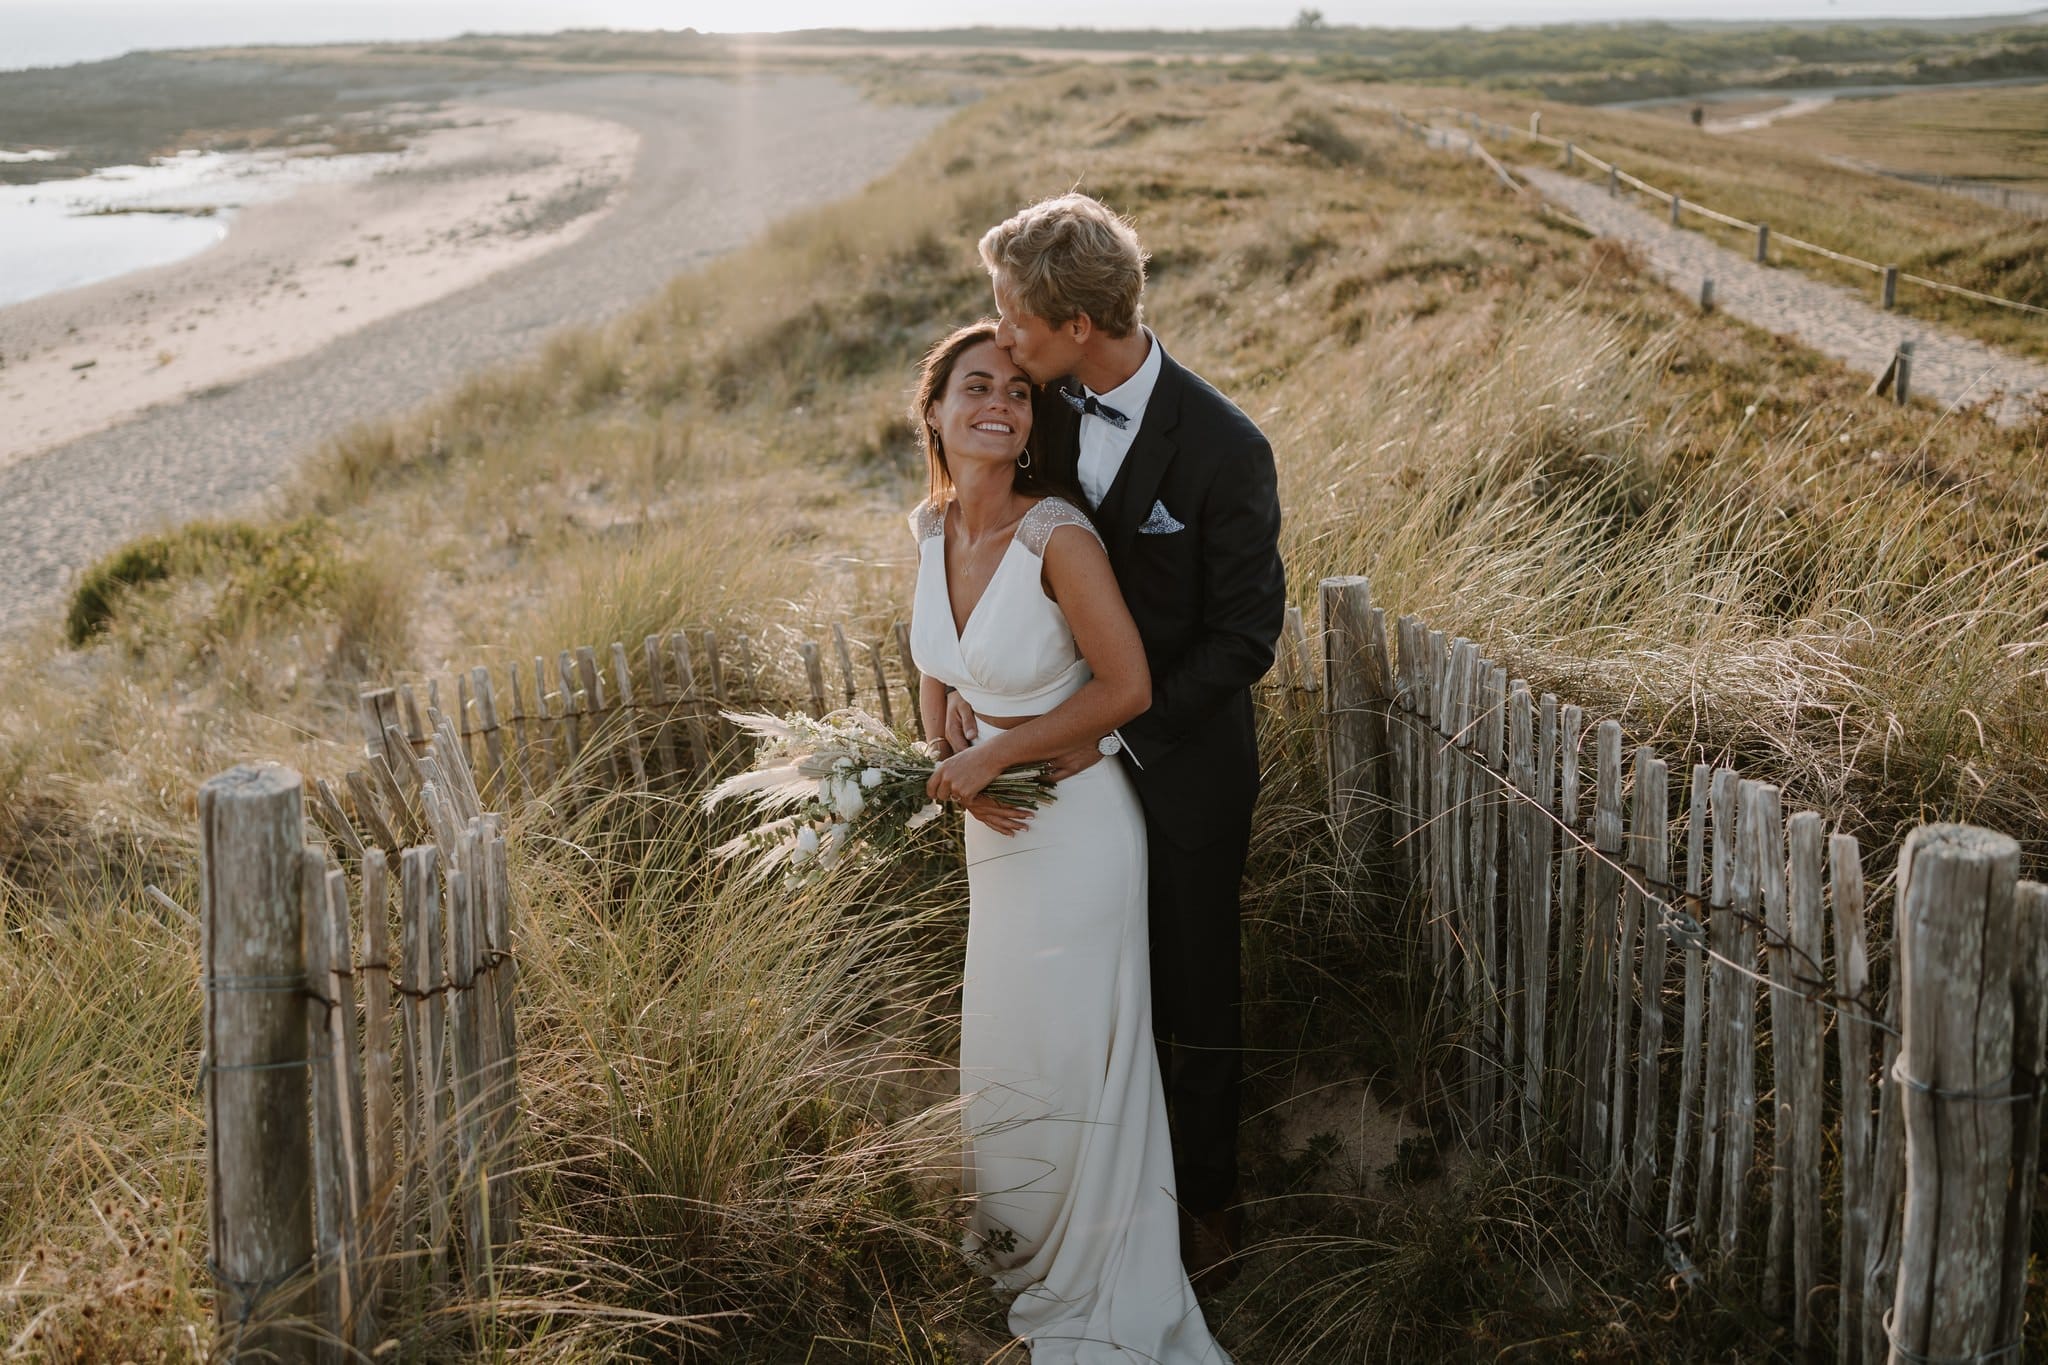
top-left (909, 498), bottom-right (946, 543)
top-left (1017, 497), bottom-right (1103, 557)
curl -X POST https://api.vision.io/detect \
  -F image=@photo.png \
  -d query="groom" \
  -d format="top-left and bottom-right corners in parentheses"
top-left (950, 192), bottom-right (1286, 1289)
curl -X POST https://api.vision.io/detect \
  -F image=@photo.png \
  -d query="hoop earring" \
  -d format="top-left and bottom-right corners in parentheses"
top-left (1017, 449), bottom-right (1033, 470)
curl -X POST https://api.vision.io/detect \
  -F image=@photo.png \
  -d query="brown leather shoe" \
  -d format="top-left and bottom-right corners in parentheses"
top-left (1179, 1206), bottom-right (1244, 1296)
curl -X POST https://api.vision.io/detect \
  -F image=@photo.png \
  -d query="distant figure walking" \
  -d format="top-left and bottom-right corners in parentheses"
top-left (1690, 105), bottom-right (1705, 128)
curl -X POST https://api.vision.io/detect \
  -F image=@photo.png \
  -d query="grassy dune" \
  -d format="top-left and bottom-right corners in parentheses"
top-left (1734, 83), bottom-right (2048, 193)
top-left (3, 59), bottom-right (2046, 1360)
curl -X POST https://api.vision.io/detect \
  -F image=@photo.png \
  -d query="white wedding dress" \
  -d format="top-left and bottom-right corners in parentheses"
top-left (909, 495), bottom-right (1230, 1365)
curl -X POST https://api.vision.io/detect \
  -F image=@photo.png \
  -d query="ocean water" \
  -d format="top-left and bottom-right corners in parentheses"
top-left (0, 146), bottom-right (400, 308)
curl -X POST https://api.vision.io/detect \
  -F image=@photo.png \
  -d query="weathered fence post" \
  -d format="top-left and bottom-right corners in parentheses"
top-left (801, 641), bottom-right (828, 719)
top-left (893, 621), bottom-right (922, 734)
top-left (2001, 881), bottom-right (2048, 1348)
top-left (1628, 752), bottom-right (1670, 1244)
top-left (357, 850), bottom-right (398, 1345)
top-left (1754, 223), bottom-right (1770, 264)
top-left (1882, 265), bottom-right (1899, 310)
top-left (304, 856), bottom-right (361, 1360)
top-left (201, 764), bottom-right (315, 1362)
top-left (1528, 694), bottom-right (1558, 1157)
top-left (1695, 767), bottom-right (1738, 1250)
top-left (1894, 339), bottom-right (1914, 406)
top-left (359, 690), bottom-right (401, 765)
top-left (1664, 765), bottom-right (1710, 1236)
top-left (1779, 811), bottom-right (1826, 1350)
top-left (1671, 194), bottom-right (1683, 227)
top-left (1554, 705), bottom-right (1584, 1143)
top-left (1720, 780), bottom-right (1771, 1264)
top-left (1832, 834), bottom-right (1873, 1365)
top-left (400, 845), bottom-right (449, 1284)
top-left (1888, 824), bottom-right (2023, 1365)
top-left (1577, 722), bottom-right (1622, 1169)
top-left (1321, 576), bottom-right (1392, 881)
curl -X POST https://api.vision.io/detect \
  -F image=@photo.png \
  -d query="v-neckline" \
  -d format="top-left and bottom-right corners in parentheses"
top-left (941, 502), bottom-right (1027, 644)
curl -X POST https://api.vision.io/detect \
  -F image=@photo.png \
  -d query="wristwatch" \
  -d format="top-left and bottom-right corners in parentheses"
top-left (1097, 734), bottom-right (1123, 757)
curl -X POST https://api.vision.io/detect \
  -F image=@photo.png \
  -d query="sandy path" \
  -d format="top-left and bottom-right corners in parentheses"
top-left (1701, 96), bottom-right (1833, 135)
top-left (1518, 163), bottom-right (2048, 426)
top-left (0, 105), bottom-right (638, 464)
top-left (0, 75), bottom-right (944, 635)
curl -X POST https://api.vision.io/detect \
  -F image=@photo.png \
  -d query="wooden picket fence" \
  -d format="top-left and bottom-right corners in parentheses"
top-left (199, 608), bottom-right (1324, 1359)
top-left (327, 611), bottom-right (1316, 826)
top-left (200, 573), bottom-right (2048, 1364)
top-left (1320, 574), bottom-right (2048, 1365)
top-left (202, 719), bottom-right (517, 1362)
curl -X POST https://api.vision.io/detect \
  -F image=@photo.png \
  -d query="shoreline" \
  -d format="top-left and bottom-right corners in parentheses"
top-left (0, 73), bottom-right (947, 636)
top-left (0, 103), bottom-right (639, 468)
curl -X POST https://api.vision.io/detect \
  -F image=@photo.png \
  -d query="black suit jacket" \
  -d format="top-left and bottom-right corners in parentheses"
top-left (1049, 343), bottom-right (1287, 849)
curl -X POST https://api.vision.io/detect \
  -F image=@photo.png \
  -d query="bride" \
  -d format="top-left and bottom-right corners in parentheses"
top-left (908, 321), bottom-right (1231, 1363)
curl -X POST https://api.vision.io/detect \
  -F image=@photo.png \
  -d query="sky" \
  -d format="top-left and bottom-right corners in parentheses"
top-left (2, 0), bottom-right (2044, 73)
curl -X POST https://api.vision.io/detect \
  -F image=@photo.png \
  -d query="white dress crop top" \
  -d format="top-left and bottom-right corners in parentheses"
top-left (908, 496), bottom-right (1105, 718)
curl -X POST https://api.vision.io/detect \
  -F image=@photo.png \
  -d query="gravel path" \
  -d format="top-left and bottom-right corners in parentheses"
top-left (0, 74), bottom-right (945, 635)
top-left (1517, 162), bottom-right (2048, 426)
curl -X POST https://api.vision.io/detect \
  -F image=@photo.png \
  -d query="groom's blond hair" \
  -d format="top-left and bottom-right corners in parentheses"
top-left (979, 193), bottom-right (1147, 338)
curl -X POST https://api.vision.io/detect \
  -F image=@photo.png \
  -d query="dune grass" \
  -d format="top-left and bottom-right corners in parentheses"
top-left (3, 59), bottom-right (2045, 1359)
top-left (1726, 84), bottom-right (2048, 195)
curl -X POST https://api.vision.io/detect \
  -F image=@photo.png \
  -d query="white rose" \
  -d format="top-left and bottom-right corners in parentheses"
top-left (794, 825), bottom-right (821, 860)
top-left (905, 803), bottom-right (944, 832)
top-left (820, 823), bottom-right (850, 868)
top-left (860, 767), bottom-right (883, 789)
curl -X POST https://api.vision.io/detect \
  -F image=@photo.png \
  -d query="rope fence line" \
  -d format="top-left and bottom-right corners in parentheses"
top-left (1367, 99), bottom-right (2048, 320)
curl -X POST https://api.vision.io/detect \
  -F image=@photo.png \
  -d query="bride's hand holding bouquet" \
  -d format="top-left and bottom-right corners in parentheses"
top-left (702, 707), bottom-right (1056, 885)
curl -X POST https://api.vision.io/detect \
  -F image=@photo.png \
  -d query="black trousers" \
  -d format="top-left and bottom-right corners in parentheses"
top-left (1145, 812), bottom-right (1251, 1216)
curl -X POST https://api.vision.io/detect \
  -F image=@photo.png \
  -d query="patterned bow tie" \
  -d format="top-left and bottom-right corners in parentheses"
top-left (1059, 388), bottom-right (1129, 429)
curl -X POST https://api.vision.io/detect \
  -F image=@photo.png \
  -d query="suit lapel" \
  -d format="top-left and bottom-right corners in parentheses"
top-left (1097, 350), bottom-right (1184, 547)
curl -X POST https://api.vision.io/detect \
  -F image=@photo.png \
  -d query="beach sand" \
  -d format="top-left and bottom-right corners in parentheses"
top-left (0, 74), bottom-right (946, 635)
top-left (0, 104), bottom-right (638, 467)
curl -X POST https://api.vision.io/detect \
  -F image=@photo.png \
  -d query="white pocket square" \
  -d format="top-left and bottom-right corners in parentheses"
top-left (1138, 500), bottom-right (1184, 535)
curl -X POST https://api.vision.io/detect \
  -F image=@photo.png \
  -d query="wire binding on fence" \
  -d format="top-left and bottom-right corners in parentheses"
top-left (201, 973), bottom-right (312, 993)
top-left (207, 1255), bottom-right (314, 1329)
top-left (1883, 1310), bottom-right (2028, 1365)
top-left (1887, 1057), bottom-right (2037, 1106)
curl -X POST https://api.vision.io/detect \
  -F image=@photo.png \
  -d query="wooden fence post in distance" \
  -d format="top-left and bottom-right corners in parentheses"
top-left (1888, 823), bottom-right (2022, 1365)
top-left (201, 764), bottom-right (316, 1362)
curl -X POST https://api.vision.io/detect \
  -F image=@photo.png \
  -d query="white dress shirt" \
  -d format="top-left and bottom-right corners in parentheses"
top-left (1076, 328), bottom-right (1162, 511)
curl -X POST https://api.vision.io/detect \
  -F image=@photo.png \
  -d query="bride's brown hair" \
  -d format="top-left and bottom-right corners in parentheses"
top-left (912, 321), bottom-right (1081, 509)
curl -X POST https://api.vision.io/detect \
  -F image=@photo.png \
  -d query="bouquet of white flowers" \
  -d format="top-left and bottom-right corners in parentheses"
top-left (702, 708), bottom-right (1057, 884)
